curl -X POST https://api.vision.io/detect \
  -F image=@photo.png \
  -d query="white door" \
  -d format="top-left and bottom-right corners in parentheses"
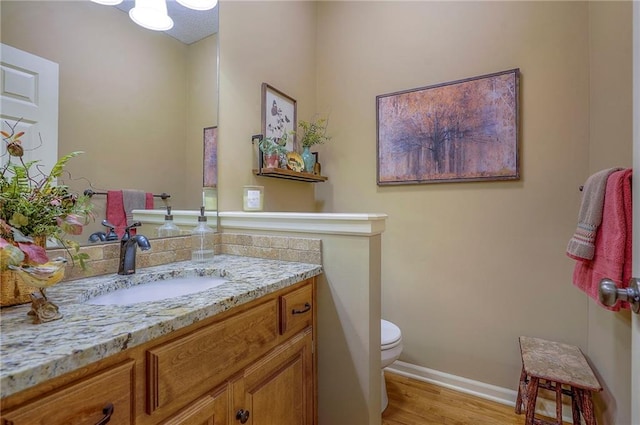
top-left (0, 43), bottom-right (58, 174)
top-left (632, 3), bottom-right (639, 424)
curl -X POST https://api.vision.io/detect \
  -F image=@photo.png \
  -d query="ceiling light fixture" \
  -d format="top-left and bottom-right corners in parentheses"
top-left (90, 0), bottom-right (124, 5)
top-left (129, 0), bottom-right (174, 31)
top-left (176, 0), bottom-right (218, 11)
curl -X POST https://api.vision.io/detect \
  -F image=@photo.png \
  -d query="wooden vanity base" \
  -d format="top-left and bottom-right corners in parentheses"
top-left (1, 278), bottom-right (317, 425)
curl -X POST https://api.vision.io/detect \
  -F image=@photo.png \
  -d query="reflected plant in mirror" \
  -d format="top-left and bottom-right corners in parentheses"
top-left (0, 0), bottom-right (219, 247)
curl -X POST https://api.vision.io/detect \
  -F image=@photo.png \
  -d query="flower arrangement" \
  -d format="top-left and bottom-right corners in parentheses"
top-left (298, 116), bottom-right (331, 148)
top-left (0, 120), bottom-right (93, 271)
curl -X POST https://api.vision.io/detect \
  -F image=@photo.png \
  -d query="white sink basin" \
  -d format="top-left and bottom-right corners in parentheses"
top-left (86, 276), bottom-right (229, 306)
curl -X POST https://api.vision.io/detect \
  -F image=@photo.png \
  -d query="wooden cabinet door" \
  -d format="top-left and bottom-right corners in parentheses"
top-left (1, 361), bottom-right (134, 425)
top-left (162, 384), bottom-right (228, 425)
top-left (231, 328), bottom-right (313, 425)
top-left (146, 299), bottom-right (277, 417)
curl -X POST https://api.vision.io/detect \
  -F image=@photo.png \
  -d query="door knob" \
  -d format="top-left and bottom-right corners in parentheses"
top-left (598, 278), bottom-right (640, 313)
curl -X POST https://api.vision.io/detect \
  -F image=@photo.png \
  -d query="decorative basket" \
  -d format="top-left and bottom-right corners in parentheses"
top-left (1, 236), bottom-right (46, 307)
top-left (1, 270), bottom-right (37, 307)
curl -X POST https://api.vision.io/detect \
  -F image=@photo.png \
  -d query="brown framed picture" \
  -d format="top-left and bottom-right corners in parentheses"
top-left (262, 83), bottom-right (297, 152)
top-left (376, 68), bottom-right (520, 185)
top-left (203, 126), bottom-right (217, 187)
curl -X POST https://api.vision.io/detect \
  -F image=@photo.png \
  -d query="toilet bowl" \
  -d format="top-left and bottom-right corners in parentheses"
top-left (381, 319), bottom-right (403, 413)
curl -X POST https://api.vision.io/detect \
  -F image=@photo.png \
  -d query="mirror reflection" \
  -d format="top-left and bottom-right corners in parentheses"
top-left (0, 0), bottom-right (219, 246)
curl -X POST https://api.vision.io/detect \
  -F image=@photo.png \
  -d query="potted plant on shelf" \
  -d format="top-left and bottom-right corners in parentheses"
top-left (259, 132), bottom-right (290, 169)
top-left (298, 116), bottom-right (330, 173)
top-left (0, 120), bottom-right (94, 309)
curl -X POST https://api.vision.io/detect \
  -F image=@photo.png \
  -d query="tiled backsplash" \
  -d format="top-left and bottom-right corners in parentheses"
top-left (51, 233), bottom-right (322, 282)
top-left (218, 233), bottom-right (322, 264)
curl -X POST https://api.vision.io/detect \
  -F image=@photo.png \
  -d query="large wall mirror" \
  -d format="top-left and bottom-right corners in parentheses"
top-left (1, 0), bottom-right (219, 246)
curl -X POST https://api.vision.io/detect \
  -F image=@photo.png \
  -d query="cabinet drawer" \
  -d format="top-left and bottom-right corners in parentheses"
top-left (146, 299), bottom-right (278, 417)
top-left (279, 282), bottom-right (313, 338)
top-left (1, 360), bottom-right (134, 425)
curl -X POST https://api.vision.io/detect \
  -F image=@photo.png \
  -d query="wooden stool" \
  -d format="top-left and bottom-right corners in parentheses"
top-left (515, 336), bottom-right (602, 425)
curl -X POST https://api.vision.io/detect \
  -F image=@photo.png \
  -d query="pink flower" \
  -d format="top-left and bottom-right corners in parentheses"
top-left (56, 214), bottom-right (84, 236)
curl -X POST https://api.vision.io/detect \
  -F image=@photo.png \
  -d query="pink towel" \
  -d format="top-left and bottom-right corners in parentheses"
top-left (572, 169), bottom-right (633, 310)
top-left (106, 190), bottom-right (127, 238)
top-left (106, 190), bottom-right (155, 238)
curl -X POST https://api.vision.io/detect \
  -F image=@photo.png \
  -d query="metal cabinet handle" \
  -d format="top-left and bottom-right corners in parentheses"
top-left (599, 278), bottom-right (640, 313)
top-left (292, 303), bottom-right (311, 315)
top-left (95, 403), bottom-right (114, 425)
top-left (236, 409), bottom-right (250, 424)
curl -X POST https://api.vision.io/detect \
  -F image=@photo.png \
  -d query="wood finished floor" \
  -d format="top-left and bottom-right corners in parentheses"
top-left (381, 372), bottom-right (571, 425)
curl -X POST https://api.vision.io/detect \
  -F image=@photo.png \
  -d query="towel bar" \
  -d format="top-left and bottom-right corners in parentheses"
top-left (84, 189), bottom-right (171, 200)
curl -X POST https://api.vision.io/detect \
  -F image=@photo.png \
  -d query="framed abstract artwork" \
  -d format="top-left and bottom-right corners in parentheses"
top-left (262, 83), bottom-right (297, 152)
top-left (203, 126), bottom-right (217, 187)
top-left (376, 68), bottom-right (520, 185)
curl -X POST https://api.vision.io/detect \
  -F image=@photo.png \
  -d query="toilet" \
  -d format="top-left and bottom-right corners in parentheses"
top-left (381, 319), bottom-right (403, 413)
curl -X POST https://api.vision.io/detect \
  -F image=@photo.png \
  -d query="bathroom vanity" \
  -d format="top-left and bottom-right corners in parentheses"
top-left (0, 256), bottom-right (321, 425)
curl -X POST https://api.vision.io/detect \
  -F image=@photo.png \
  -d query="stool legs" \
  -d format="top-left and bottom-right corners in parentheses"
top-left (578, 388), bottom-right (598, 425)
top-left (571, 387), bottom-right (581, 425)
top-left (554, 382), bottom-right (562, 424)
top-left (515, 366), bottom-right (527, 414)
top-left (524, 376), bottom-right (540, 425)
top-left (516, 369), bottom-right (599, 425)
top-left (570, 387), bottom-right (598, 425)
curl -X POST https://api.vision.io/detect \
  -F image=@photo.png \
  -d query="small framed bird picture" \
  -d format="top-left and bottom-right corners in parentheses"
top-left (261, 83), bottom-right (297, 152)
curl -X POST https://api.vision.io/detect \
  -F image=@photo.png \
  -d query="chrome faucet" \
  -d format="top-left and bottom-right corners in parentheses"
top-left (118, 223), bottom-right (151, 275)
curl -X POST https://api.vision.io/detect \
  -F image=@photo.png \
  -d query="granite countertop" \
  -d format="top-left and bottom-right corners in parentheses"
top-left (0, 255), bottom-right (322, 399)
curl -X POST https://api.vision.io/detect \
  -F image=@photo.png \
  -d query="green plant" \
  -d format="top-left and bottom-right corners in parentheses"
top-left (298, 116), bottom-right (331, 148)
top-left (0, 120), bottom-right (94, 270)
top-left (259, 132), bottom-right (290, 156)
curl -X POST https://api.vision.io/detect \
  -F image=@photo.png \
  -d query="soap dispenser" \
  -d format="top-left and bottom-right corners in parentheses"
top-left (157, 206), bottom-right (180, 237)
top-left (191, 206), bottom-right (215, 262)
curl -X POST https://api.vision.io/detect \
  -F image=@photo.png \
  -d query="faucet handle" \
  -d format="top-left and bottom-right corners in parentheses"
top-left (101, 220), bottom-right (118, 241)
top-left (122, 222), bottom-right (142, 241)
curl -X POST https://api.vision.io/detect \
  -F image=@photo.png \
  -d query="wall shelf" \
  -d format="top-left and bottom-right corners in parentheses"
top-left (253, 168), bottom-right (328, 183)
top-left (251, 134), bottom-right (327, 183)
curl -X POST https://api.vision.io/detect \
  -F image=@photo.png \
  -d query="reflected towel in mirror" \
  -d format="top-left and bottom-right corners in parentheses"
top-left (107, 190), bottom-right (154, 238)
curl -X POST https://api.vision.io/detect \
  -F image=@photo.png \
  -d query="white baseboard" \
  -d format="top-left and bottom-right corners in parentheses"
top-left (386, 360), bottom-right (576, 424)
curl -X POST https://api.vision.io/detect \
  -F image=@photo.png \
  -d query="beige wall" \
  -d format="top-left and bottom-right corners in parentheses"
top-left (1, 1), bottom-right (217, 237)
top-left (316, 233), bottom-right (382, 425)
top-left (186, 34), bottom-right (219, 209)
top-left (218, 1), bottom-right (318, 212)
top-left (310, 2), bottom-right (632, 424)
top-left (587, 2), bottom-right (633, 424)
top-left (219, 1), bottom-right (633, 423)
top-left (317, 0), bottom-right (591, 386)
